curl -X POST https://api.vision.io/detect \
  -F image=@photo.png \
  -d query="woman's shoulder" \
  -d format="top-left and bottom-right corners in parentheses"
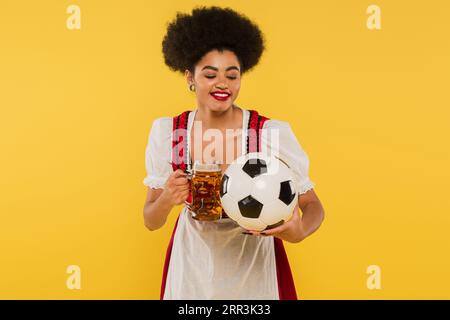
top-left (146, 116), bottom-right (173, 144)
top-left (148, 116), bottom-right (172, 133)
top-left (151, 116), bottom-right (172, 126)
top-left (260, 116), bottom-right (301, 145)
top-left (262, 117), bottom-right (291, 129)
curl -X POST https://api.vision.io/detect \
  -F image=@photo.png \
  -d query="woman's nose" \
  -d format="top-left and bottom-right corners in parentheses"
top-left (215, 81), bottom-right (228, 90)
top-left (215, 76), bottom-right (229, 89)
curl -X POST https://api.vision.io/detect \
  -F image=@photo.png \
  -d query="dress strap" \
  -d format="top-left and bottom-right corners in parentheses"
top-left (246, 109), bottom-right (270, 153)
top-left (171, 111), bottom-right (191, 172)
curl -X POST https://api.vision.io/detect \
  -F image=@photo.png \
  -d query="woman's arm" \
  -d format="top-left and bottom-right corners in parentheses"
top-left (249, 189), bottom-right (325, 243)
top-left (295, 188), bottom-right (325, 239)
top-left (143, 169), bottom-right (190, 231)
top-left (143, 187), bottom-right (174, 231)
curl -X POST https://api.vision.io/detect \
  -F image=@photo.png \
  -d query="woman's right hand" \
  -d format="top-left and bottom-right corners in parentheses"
top-left (161, 169), bottom-right (190, 206)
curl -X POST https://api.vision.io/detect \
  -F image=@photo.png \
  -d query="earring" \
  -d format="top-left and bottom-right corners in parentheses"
top-left (189, 84), bottom-right (196, 92)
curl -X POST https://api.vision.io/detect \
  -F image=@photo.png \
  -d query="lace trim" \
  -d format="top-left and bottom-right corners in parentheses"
top-left (298, 180), bottom-right (315, 195)
top-left (143, 176), bottom-right (167, 189)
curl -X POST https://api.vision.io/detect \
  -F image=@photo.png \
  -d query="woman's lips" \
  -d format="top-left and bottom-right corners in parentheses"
top-left (210, 93), bottom-right (230, 101)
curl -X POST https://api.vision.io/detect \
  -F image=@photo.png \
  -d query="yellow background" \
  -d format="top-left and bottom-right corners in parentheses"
top-left (1, 0), bottom-right (449, 299)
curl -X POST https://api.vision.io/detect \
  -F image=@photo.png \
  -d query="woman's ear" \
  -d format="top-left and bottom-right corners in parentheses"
top-left (185, 69), bottom-right (193, 85)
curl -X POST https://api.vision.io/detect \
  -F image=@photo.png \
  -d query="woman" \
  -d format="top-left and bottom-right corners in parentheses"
top-left (143, 6), bottom-right (325, 300)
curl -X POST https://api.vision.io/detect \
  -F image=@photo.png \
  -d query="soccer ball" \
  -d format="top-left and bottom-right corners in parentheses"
top-left (220, 152), bottom-right (298, 231)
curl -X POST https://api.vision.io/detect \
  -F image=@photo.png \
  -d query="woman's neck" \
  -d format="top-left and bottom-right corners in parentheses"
top-left (194, 104), bottom-right (241, 130)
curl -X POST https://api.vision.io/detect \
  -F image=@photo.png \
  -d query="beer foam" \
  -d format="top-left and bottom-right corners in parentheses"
top-left (193, 162), bottom-right (220, 172)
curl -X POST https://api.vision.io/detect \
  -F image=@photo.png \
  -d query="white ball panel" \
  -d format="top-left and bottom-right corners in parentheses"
top-left (250, 174), bottom-right (280, 204)
top-left (270, 157), bottom-right (297, 184)
top-left (237, 216), bottom-right (267, 232)
top-left (220, 193), bottom-right (242, 222)
top-left (223, 163), bottom-right (255, 202)
top-left (258, 200), bottom-right (289, 226)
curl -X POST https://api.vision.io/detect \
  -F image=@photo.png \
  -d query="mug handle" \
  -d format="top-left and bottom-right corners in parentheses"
top-left (184, 172), bottom-right (193, 209)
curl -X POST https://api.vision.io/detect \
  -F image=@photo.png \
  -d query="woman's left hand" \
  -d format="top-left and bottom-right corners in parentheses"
top-left (245, 205), bottom-right (306, 243)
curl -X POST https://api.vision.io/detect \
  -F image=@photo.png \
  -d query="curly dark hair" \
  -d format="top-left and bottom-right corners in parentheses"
top-left (162, 6), bottom-right (266, 75)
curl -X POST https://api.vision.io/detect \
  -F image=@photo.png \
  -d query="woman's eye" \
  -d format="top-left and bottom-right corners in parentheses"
top-left (205, 75), bottom-right (237, 80)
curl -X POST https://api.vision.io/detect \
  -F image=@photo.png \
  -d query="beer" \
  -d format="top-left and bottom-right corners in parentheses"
top-left (185, 163), bottom-right (223, 221)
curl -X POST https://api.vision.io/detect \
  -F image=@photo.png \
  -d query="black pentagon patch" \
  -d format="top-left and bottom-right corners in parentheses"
top-left (238, 195), bottom-right (263, 219)
top-left (242, 158), bottom-right (267, 178)
top-left (279, 180), bottom-right (296, 205)
top-left (264, 220), bottom-right (285, 230)
top-left (220, 174), bottom-right (229, 197)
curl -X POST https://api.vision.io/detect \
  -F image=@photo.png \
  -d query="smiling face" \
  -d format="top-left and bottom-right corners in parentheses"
top-left (185, 49), bottom-right (242, 113)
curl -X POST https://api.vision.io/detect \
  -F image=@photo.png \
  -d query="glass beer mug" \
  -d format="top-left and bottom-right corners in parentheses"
top-left (185, 162), bottom-right (223, 221)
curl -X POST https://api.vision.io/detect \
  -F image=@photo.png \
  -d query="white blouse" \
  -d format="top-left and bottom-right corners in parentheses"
top-left (143, 107), bottom-right (315, 299)
top-left (144, 108), bottom-right (315, 193)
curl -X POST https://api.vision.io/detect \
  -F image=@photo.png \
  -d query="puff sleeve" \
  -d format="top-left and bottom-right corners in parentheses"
top-left (143, 117), bottom-right (173, 189)
top-left (261, 120), bottom-right (316, 195)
